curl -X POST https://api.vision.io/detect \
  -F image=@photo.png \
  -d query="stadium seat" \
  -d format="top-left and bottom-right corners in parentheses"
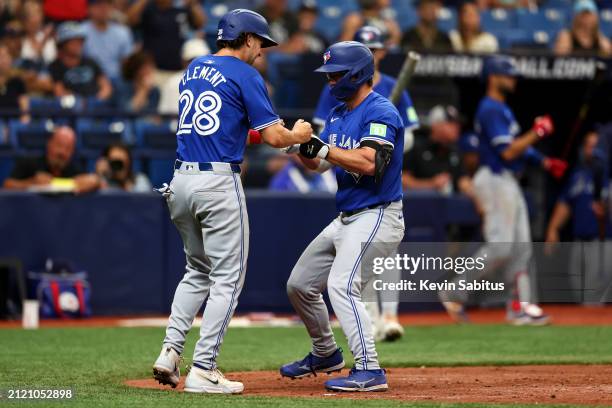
top-left (133, 120), bottom-right (177, 149)
top-left (390, 0), bottom-right (418, 31)
top-left (314, 0), bottom-right (358, 42)
top-left (480, 9), bottom-right (516, 31)
top-left (437, 7), bottom-right (457, 33)
top-left (601, 10), bottom-right (612, 37)
top-left (543, 0), bottom-right (572, 10)
top-left (8, 119), bottom-right (54, 152)
top-left (203, 1), bottom-right (230, 35)
top-left (516, 9), bottom-right (567, 33)
top-left (75, 118), bottom-right (130, 154)
top-left (503, 29), bottom-right (552, 50)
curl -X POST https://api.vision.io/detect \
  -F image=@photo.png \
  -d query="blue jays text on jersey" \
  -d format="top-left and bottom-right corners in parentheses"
top-left (320, 92), bottom-right (404, 212)
top-left (475, 96), bottom-right (543, 174)
top-left (314, 73), bottom-right (419, 130)
top-left (176, 55), bottom-right (280, 164)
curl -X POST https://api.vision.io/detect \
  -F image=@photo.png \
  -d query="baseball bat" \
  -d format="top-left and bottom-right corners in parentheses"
top-left (389, 51), bottom-right (421, 105)
top-left (561, 61), bottom-right (608, 160)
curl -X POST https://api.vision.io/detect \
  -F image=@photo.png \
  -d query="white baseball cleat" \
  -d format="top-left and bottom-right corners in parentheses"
top-left (382, 317), bottom-right (404, 342)
top-left (184, 366), bottom-right (244, 394)
top-left (153, 346), bottom-right (181, 388)
top-left (507, 303), bottom-right (550, 326)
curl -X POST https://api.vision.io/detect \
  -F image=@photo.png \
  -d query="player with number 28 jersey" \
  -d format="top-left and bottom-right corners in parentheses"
top-left (152, 9), bottom-right (312, 395)
top-left (176, 55), bottom-right (279, 163)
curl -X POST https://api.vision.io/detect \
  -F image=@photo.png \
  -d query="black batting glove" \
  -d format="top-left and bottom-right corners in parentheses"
top-left (299, 136), bottom-right (330, 159)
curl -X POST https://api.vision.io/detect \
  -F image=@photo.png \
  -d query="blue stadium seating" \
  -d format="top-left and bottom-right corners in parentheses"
top-left (516, 9), bottom-right (566, 33)
top-left (480, 8), bottom-right (516, 31)
top-left (542, 0), bottom-right (572, 10)
top-left (8, 119), bottom-right (54, 152)
top-left (133, 120), bottom-right (177, 149)
top-left (501, 28), bottom-right (552, 49)
top-left (437, 7), bottom-right (457, 33)
top-left (391, 0), bottom-right (418, 31)
top-left (601, 10), bottom-right (612, 37)
top-left (75, 118), bottom-right (131, 155)
top-left (314, 0), bottom-right (358, 42)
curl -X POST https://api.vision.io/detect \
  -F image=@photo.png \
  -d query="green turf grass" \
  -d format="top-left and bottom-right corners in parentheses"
top-left (1, 325), bottom-right (611, 407)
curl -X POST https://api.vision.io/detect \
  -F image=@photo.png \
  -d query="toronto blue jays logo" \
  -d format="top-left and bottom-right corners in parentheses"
top-left (362, 31), bottom-right (374, 41)
top-left (323, 51), bottom-right (331, 64)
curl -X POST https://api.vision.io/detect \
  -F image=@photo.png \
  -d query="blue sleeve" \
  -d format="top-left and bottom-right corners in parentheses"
top-left (359, 106), bottom-right (400, 148)
top-left (241, 73), bottom-right (280, 131)
top-left (397, 90), bottom-right (419, 129)
top-left (480, 107), bottom-right (513, 155)
top-left (524, 147), bottom-right (545, 165)
top-left (313, 86), bottom-right (337, 127)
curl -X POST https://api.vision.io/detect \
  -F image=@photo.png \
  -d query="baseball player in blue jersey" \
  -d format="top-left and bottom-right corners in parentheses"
top-left (313, 26), bottom-right (419, 154)
top-left (151, 9), bottom-right (312, 394)
top-left (546, 132), bottom-right (612, 303)
top-left (440, 55), bottom-right (567, 325)
top-left (314, 26), bottom-right (416, 342)
top-left (278, 41), bottom-right (405, 392)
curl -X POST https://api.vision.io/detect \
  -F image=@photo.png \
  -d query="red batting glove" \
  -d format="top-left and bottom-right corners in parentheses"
top-left (532, 115), bottom-right (554, 138)
top-left (248, 129), bottom-right (262, 145)
top-left (543, 157), bottom-right (568, 179)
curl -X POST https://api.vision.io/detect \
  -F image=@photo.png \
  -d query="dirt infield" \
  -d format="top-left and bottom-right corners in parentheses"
top-left (3, 305), bottom-right (612, 328)
top-left (125, 364), bottom-right (612, 405)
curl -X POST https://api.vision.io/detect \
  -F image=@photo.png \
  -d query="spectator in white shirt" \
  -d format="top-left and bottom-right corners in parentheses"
top-left (20, 1), bottom-right (56, 65)
top-left (449, 1), bottom-right (499, 54)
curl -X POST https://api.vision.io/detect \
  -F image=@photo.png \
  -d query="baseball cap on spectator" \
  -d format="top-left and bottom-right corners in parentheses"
top-left (354, 26), bottom-right (385, 50)
top-left (181, 38), bottom-right (211, 62)
top-left (56, 22), bottom-right (86, 45)
top-left (574, 0), bottom-right (597, 13)
top-left (300, 0), bottom-right (318, 12)
top-left (428, 105), bottom-right (461, 125)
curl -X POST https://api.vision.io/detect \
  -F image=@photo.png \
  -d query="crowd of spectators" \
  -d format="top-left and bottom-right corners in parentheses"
top-left (0, 0), bottom-right (610, 245)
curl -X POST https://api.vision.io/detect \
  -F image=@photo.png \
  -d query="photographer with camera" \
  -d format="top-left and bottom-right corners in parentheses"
top-left (96, 142), bottom-right (151, 193)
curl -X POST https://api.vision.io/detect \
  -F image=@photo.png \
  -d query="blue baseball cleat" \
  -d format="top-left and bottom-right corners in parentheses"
top-left (280, 348), bottom-right (345, 379)
top-left (324, 368), bottom-right (389, 392)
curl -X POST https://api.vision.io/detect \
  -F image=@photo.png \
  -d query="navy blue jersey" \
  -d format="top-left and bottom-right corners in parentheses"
top-left (559, 165), bottom-right (612, 239)
top-left (474, 96), bottom-right (523, 173)
top-left (313, 73), bottom-right (418, 130)
top-left (176, 55), bottom-right (280, 163)
top-left (320, 92), bottom-right (404, 212)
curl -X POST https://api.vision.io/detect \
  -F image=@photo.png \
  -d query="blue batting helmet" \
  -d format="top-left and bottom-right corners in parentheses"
top-left (483, 55), bottom-right (519, 77)
top-left (315, 41), bottom-right (374, 100)
top-left (353, 26), bottom-right (385, 49)
top-left (217, 9), bottom-right (278, 48)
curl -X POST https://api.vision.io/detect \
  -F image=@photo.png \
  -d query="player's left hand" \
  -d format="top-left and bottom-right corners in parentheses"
top-left (299, 136), bottom-right (330, 159)
top-left (532, 115), bottom-right (554, 138)
top-left (543, 157), bottom-right (568, 179)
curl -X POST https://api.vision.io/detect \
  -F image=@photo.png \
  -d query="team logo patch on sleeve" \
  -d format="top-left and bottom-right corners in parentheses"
top-left (369, 123), bottom-right (387, 138)
top-left (407, 107), bottom-right (418, 123)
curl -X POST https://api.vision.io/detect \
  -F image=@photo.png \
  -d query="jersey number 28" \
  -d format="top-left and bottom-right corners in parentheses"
top-left (177, 89), bottom-right (222, 136)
